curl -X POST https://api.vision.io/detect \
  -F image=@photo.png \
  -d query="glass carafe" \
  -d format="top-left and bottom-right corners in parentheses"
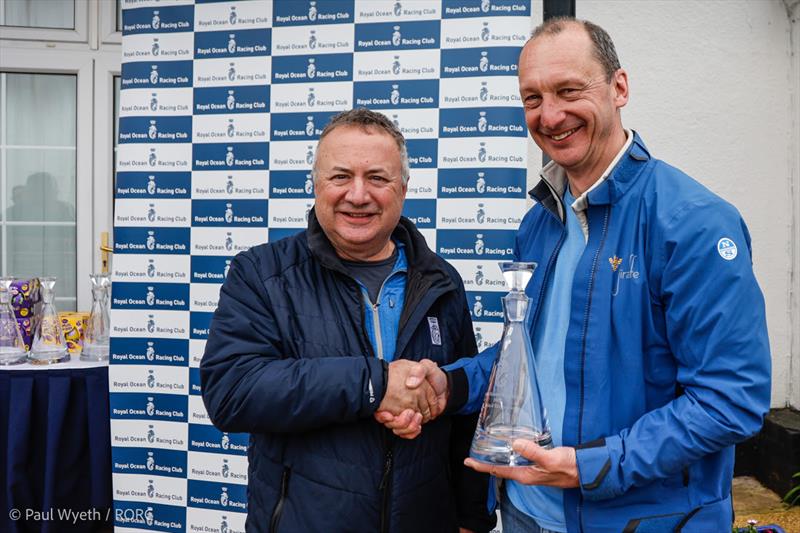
top-left (29, 277), bottom-right (69, 364)
top-left (81, 273), bottom-right (110, 361)
top-left (469, 262), bottom-right (551, 466)
top-left (0, 277), bottom-right (27, 365)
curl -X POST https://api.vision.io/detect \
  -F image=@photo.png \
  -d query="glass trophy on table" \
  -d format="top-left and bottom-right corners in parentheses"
top-left (470, 262), bottom-right (551, 466)
top-left (0, 277), bottom-right (28, 365)
top-left (29, 277), bottom-right (70, 364)
top-left (81, 273), bottom-right (111, 361)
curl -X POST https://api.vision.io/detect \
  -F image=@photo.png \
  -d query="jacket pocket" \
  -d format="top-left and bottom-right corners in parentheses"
top-left (269, 467), bottom-right (291, 533)
top-left (621, 508), bottom-right (699, 532)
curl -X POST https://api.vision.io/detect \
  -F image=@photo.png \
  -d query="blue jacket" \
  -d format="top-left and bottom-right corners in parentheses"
top-left (447, 133), bottom-right (771, 532)
top-left (201, 211), bottom-right (495, 533)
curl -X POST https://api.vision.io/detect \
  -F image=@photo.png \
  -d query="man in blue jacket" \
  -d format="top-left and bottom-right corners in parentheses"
top-left (201, 108), bottom-right (495, 533)
top-left (377, 17), bottom-right (771, 532)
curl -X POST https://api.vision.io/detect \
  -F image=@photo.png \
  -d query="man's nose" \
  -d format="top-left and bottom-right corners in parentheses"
top-left (539, 96), bottom-right (565, 131)
top-left (344, 177), bottom-right (371, 204)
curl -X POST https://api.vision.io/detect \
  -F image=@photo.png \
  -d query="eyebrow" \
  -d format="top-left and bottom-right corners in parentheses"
top-left (523, 76), bottom-right (592, 93)
top-left (328, 165), bottom-right (389, 174)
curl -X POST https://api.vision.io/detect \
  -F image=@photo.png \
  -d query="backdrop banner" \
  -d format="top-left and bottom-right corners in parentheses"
top-left (111, 1), bottom-right (532, 531)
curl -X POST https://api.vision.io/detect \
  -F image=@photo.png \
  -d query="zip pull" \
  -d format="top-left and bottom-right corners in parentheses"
top-left (378, 450), bottom-right (393, 490)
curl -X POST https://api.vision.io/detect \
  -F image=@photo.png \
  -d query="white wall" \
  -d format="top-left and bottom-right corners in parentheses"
top-left (789, 0), bottom-right (800, 409)
top-left (564, 0), bottom-right (799, 408)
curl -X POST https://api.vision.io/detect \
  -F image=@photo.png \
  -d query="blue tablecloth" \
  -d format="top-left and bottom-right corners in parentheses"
top-left (1, 360), bottom-right (112, 533)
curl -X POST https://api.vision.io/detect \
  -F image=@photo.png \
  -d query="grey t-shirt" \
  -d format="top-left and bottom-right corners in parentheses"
top-left (342, 246), bottom-right (399, 304)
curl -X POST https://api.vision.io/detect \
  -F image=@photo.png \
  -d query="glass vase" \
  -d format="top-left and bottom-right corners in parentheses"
top-left (81, 273), bottom-right (110, 361)
top-left (28, 276), bottom-right (69, 364)
top-left (470, 262), bottom-right (551, 466)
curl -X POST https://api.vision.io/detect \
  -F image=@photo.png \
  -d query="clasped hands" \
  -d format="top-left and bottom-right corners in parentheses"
top-left (373, 360), bottom-right (580, 488)
top-left (374, 359), bottom-right (447, 439)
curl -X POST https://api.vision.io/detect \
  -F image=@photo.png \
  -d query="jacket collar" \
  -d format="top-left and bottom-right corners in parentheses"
top-left (528, 131), bottom-right (651, 218)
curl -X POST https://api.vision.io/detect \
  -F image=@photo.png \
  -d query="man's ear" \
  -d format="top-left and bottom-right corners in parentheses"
top-left (613, 68), bottom-right (629, 109)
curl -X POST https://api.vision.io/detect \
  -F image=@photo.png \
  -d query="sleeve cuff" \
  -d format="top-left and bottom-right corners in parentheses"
top-left (365, 358), bottom-right (389, 415)
top-left (445, 367), bottom-right (469, 414)
top-left (575, 437), bottom-right (622, 501)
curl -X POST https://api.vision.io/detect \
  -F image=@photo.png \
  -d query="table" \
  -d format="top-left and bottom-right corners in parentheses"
top-left (1, 358), bottom-right (112, 533)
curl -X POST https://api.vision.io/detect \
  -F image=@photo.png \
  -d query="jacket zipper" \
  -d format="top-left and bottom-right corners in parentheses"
top-left (269, 467), bottom-right (291, 533)
top-left (576, 205), bottom-right (611, 533)
top-left (360, 266), bottom-right (407, 361)
top-left (378, 443), bottom-right (394, 533)
top-left (350, 268), bottom-right (405, 532)
top-left (365, 293), bottom-right (385, 360)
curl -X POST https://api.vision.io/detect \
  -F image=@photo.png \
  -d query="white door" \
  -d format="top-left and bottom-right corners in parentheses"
top-left (0, 0), bottom-right (122, 310)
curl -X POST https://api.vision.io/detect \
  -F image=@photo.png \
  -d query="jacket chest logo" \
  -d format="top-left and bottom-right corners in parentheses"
top-left (610, 254), bottom-right (640, 296)
top-left (427, 317), bottom-right (442, 346)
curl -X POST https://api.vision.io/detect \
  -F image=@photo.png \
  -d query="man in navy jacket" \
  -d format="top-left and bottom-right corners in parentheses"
top-left (378, 18), bottom-right (771, 532)
top-left (201, 108), bottom-right (495, 533)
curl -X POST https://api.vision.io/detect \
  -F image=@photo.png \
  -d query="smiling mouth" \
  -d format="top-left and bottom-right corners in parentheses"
top-left (340, 212), bottom-right (376, 220)
top-left (549, 127), bottom-right (579, 141)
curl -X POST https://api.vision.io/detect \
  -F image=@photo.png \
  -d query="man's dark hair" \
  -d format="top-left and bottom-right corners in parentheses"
top-left (530, 17), bottom-right (621, 82)
top-left (314, 108), bottom-right (410, 183)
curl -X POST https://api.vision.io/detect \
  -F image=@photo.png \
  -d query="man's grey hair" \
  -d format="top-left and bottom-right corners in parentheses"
top-left (530, 17), bottom-right (621, 82)
top-left (311, 108), bottom-right (411, 184)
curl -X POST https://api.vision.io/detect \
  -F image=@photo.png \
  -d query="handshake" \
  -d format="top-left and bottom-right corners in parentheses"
top-left (374, 359), bottom-right (448, 439)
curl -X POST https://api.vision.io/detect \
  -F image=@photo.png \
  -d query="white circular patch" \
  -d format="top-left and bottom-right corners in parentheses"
top-left (717, 237), bottom-right (738, 261)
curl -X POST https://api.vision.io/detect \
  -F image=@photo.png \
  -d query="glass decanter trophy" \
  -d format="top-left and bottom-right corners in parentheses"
top-left (0, 277), bottom-right (28, 365)
top-left (470, 262), bottom-right (551, 466)
top-left (29, 277), bottom-right (69, 364)
top-left (81, 273), bottom-right (111, 361)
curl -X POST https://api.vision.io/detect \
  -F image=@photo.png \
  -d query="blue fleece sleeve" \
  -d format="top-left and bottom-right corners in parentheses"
top-left (443, 343), bottom-right (498, 415)
top-left (200, 252), bottom-right (387, 434)
top-left (576, 198), bottom-right (771, 500)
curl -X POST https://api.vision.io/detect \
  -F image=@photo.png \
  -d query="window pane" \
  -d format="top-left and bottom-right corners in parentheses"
top-left (7, 225), bottom-right (76, 311)
top-left (1, 72), bottom-right (77, 308)
top-left (5, 73), bottom-right (76, 146)
top-left (2, 0), bottom-right (75, 29)
top-left (4, 148), bottom-right (76, 222)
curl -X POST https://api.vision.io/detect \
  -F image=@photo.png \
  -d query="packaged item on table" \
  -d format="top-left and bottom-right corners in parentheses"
top-left (0, 277), bottom-right (28, 364)
top-left (17, 317), bottom-right (33, 352)
top-left (59, 312), bottom-right (88, 354)
top-left (10, 278), bottom-right (40, 319)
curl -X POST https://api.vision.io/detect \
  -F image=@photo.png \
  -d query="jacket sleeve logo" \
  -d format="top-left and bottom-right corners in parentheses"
top-left (717, 237), bottom-right (738, 261)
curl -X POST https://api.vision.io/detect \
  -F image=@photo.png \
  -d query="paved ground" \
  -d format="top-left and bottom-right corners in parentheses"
top-left (734, 477), bottom-right (800, 532)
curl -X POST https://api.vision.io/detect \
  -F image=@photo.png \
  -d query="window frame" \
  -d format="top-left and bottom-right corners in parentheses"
top-left (98, 0), bottom-right (122, 46)
top-left (0, 0), bottom-right (89, 44)
top-left (93, 52), bottom-right (121, 280)
top-left (0, 50), bottom-right (94, 309)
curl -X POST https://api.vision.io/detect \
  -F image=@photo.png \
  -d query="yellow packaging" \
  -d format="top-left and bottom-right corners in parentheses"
top-left (59, 312), bottom-right (89, 353)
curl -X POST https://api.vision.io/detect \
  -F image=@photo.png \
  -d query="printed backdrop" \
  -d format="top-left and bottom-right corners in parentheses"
top-left (111, 1), bottom-right (535, 531)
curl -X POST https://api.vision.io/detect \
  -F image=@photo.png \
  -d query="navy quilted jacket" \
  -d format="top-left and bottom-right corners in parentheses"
top-left (201, 210), bottom-right (495, 533)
